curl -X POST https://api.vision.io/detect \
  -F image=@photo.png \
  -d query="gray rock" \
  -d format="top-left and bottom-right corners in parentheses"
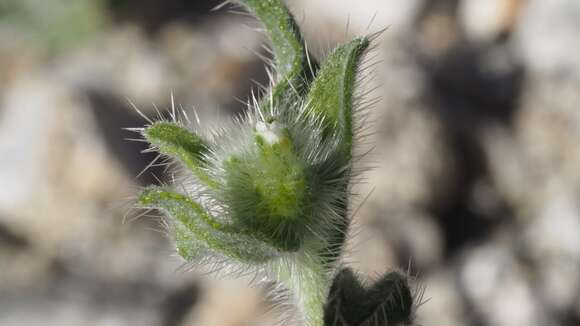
top-left (515, 0), bottom-right (580, 80)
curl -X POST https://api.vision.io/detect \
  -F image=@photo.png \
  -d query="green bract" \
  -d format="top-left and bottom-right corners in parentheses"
top-left (133, 1), bottom-right (416, 325)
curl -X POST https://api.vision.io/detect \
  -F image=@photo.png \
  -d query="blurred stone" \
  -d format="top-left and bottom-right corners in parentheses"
top-left (518, 192), bottom-right (580, 316)
top-left (350, 207), bottom-right (443, 272)
top-left (0, 297), bottom-right (160, 326)
top-left (0, 31), bottom-right (40, 91)
top-left (418, 270), bottom-right (465, 326)
top-left (460, 0), bottom-right (524, 42)
top-left (486, 76), bottom-right (580, 220)
top-left (182, 280), bottom-right (263, 326)
top-left (482, 123), bottom-right (532, 216)
top-left (461, 244), bottom-right (511, 303)
top-left (287, 0), bottom-right (423, 57)
top-left (57, 17), bottom-right (264, 122)
top-left (396, 211), bottom-right (444, 269)
top-left (460, 0), bottom-right (507, 42)
top-left (537, 258), bottom-right (580, 313)
top-left (356, 40), bottom-right (453, 210)
top-left (364, 104), bottom-right (451, 207)
top-left (0, 68), bottom-right (182, 294)
top-left (415, 7), bottom-right (461, 58)
top-left (526, 194), bottom-right (580, 260)
top-left (344, 222), bottom-right (398, 280)
top-left (157, 17), bottom-right (265, 117)
top-left (515, 0), bottom-right (580, 80)
top-left (0, 12), bottom-right (272, 326)
top-left (516, 77), bottom-right (580, 196)
top-left (460, 243), bottom-right (545, 326)
top-left (469, 179), bottom-right (504, 218)
top-left (57, 26), bottom-right (170, 105)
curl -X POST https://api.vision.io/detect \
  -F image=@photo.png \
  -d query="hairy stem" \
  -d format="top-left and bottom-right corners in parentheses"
top-left (274, 257), bottom-right (331, 326)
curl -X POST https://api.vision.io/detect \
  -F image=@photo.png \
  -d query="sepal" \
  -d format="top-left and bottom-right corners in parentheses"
top-left (324, 268), bottom-right (415, 326)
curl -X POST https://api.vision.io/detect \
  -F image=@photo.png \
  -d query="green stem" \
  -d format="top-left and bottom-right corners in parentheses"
top-left (274, 257), bottom-right (332, 326)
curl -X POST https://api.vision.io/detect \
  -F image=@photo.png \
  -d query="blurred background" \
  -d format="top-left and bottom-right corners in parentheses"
top-left (1, 0), bottom-right (580, 325)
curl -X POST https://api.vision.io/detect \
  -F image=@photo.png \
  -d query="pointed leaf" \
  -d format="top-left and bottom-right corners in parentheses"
top-left (361, 271), bottom-right (414, 326)
top-left (307, 37), bottom-right (369, 159)
top-left (143, 122), bottom-right (218, 188)
top-left (238, 0), bottom-right (310, 107)
top-left (324, 268), bottom-right (368, 326)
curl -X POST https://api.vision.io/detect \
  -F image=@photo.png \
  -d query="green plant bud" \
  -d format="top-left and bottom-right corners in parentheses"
top-left (222, 119), bottom-right (309, 251)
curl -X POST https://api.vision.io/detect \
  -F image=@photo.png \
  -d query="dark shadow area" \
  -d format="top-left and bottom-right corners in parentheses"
top-left (85, 90), bottom-right (167, 186)
top-left (410, 3), bottom-right (525, 258)
top-left (0, 221), bottom-right (29, 249)
top-left (107, 0), bottom-right (220, 33)
top-left (428, 129), bottom-right (508, 258)
top-left (421, 44), bottom-right (525, 126)
top-left (161, 283), bottom-right (200, 326)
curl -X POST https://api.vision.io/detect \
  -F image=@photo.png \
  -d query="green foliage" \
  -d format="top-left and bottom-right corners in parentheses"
top-left (139, 186), bottom-right (277, 263)
top-left (134, 0), bottom-right (416, 325)
top-left (240, 0), bottom-right (305, 80)
top-left (307, 38), bottom-right (369, 159)
top-left (239, 0), bottom-right (310, 106)
top-left (144, 122), bottom-right (217, 188)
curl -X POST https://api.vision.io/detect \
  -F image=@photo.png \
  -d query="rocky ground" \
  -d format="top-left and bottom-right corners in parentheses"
top-left (1, 0), bottom-right (580, 325)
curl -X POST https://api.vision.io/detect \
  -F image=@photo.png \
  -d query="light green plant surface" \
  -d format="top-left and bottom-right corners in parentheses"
top-left (0, 0), bottom-right (105, 53)
top-left (134, 1), bottom-right (415, 325)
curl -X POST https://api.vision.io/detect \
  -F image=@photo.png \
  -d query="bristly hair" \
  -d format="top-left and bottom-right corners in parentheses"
top-left (125, 39), bottom-right (384, 326)
top-left (124, 0), bottom-right (396, 324)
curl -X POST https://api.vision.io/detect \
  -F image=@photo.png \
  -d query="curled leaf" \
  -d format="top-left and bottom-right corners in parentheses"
top-left (143, 122), bottom-right (218, 188)
top-left (138, 186), bottom-right (278, 263)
